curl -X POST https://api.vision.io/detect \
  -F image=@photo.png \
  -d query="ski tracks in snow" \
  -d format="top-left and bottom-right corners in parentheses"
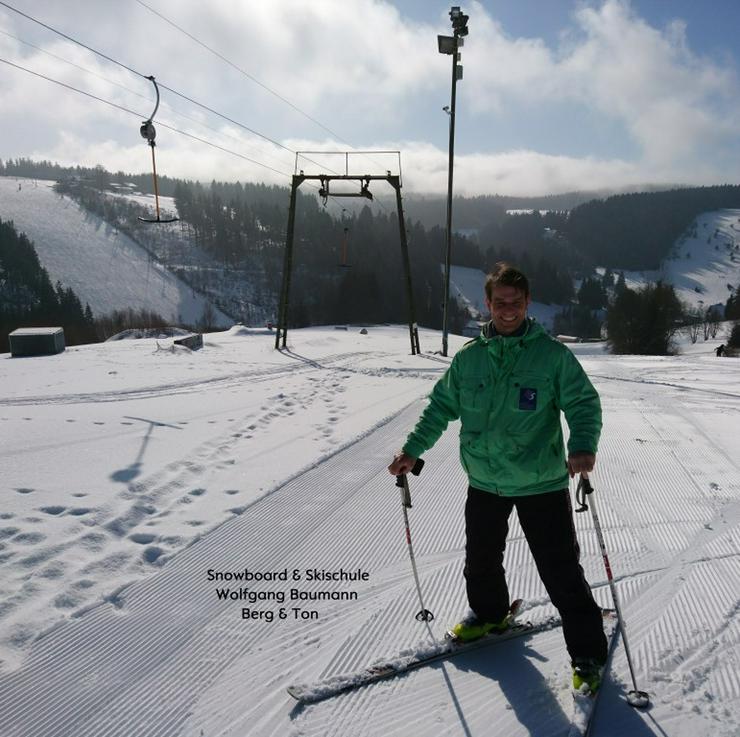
top-left (3, 345), bottom-right (740, 737)
top-left (584, 366), bottom-right (740, 736)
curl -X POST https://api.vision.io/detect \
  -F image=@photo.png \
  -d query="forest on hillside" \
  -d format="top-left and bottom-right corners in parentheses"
top-left (0, 218), bottom-right (95, 352)
top-left (3, 158), bottom-right (740, 348)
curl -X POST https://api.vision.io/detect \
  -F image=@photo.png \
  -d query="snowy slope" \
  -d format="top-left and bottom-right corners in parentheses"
top-left (1, 325), bottom-right (739, 737)
top-left (616, 209), bottom-right (740, 311)
top-left (0, 176), bottom-right (231, 326)
top-left (452, 209), bottom-right (740, 328)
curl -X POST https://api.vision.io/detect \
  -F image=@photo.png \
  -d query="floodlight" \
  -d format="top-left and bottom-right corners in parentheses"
top-left (437, 34), bottom-right (455, 54)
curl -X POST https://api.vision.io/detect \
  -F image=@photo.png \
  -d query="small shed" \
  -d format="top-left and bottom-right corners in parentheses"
top-left (8, 327), bottom-right (66, 357)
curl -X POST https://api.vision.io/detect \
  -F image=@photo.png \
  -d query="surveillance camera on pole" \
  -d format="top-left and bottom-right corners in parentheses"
top-left (438, 6), bottom-right (469, 357)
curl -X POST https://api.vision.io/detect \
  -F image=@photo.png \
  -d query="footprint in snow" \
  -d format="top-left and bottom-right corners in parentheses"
top-left (143, 546), bottom-right (165, 564)
top-left (13, 531), bottom-right (46, 545)
top-left (38, 564), bottom-right (66, 579)
top-left (0, 527), bottom-right (21, 541)
top-left (81, 551), bottom-right (131, 574)
top-left (189, 488), bottom-right (206, 497)
top-left (53, 592), bottom-right (84, 609)
top-left (129, 533), bottom-right (157, 545)
top-left (40, 506), bottom-right (66, 516)
top-left (79, 533), bottom-right (107, 551)
top-left (15, 488), bottom-right (34, 495)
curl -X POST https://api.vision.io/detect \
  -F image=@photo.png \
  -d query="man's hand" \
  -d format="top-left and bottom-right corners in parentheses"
top-left (567, 451), bottom-right (596, 478)
top-left (388, 452), bottom-right (418, 476)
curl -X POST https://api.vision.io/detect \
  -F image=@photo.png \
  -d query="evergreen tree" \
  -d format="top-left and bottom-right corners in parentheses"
top-left (577, 277), bottom-right (607, 310)
top-left (606, 282), bottom-right (684, 355)
top-left (728, 322), bottom-right (740, 349)
top-left (726, 285), bottom-right (740, 320)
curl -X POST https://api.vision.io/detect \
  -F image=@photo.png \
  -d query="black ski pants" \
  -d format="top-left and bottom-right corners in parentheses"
top-left (464, 485), bottom-right (608, 663)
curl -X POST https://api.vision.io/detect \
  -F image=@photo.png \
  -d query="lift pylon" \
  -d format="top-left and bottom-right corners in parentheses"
top-left (275, 152), bottom-right (420, 355)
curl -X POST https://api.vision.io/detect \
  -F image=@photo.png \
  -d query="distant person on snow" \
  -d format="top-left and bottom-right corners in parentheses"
top-left (388, 262), bottom-right (608, 693)
top-left (715, 344), bottom-right (725, 357)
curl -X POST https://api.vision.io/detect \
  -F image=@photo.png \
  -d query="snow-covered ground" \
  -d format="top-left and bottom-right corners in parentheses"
top-left (1, 324), bottom-right (739, 736)
top-left (617, 209), bottom-right (740, 311)
top-left (0, 176), bottom-right (230, 326)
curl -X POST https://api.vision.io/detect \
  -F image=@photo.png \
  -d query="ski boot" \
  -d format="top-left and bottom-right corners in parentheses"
top-left (572, 657), bottom-right (605, 694)
top-left (448, 607), bottom-right (516, 643)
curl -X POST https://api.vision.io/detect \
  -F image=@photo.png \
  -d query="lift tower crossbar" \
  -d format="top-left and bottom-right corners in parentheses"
top-left (275, 159), bottom-right (421, 355)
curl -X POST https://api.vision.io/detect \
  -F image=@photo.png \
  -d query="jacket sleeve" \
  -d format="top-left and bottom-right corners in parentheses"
top-left (402, 358), bottom-right (461, 458)
top-left (556, 348), bottom-right (602, 455)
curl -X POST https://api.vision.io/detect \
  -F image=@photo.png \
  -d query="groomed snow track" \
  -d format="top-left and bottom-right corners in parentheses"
top-left (2, 359), bottom-right (740, 737)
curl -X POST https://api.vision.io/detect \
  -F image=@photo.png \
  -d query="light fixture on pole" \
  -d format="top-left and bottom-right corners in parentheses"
top-left (438, 6), bottom-right (469, 357)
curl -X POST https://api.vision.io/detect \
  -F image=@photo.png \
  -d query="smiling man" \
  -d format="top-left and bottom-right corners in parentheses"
top-left (388, 262), bottom-right (608, 693)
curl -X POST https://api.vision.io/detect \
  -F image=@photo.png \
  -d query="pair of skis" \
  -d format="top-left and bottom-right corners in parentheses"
top-left (287, 602), bottom-right (619, 737)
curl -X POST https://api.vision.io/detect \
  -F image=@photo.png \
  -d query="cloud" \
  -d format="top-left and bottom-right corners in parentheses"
top-left (379, 142), bottom-right (642, 197)
top-left (1, 0), bottom-right (739, 195)
top-left (464, 0), bottom-right (740, 169)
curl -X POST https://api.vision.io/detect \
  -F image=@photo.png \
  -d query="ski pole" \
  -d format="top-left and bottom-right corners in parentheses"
top-left (396, 458), bottom-right (434, 622)
top-left (576, 473), bottom-right (650, 708)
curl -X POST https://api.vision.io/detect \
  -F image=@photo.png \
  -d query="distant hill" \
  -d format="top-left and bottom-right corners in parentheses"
top-left (0, 177), bottom-right (231, 327)
top-left (378, 184), bottom-right (684, 232)
top-left (452, 208), bottom-right (740, 330)
top-left (616, 208), bottom-right (740, 313)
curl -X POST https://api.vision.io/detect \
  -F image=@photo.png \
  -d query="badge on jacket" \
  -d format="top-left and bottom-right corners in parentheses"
top-left (519, 387), bottom-right (537, 411)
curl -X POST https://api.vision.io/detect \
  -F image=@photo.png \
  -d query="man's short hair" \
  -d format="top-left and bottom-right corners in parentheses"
top-left (485, 262), bottom-right (530, 300)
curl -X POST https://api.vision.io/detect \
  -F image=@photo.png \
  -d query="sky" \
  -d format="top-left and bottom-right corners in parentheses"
top-left (1, 0), bottom-right (740, 197)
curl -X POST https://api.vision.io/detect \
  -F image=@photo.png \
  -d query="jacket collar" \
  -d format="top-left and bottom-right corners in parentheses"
top-left (480, 317), bottom-right (537, 342)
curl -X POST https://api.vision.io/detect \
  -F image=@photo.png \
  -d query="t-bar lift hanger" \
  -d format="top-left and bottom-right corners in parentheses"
top-left (139, 76), bottom-right (178, 224)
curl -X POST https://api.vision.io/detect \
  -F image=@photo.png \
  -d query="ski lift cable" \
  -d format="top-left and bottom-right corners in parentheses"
top-left (0, 57), bottom-right (292, 179)
top-left (132, 0), bottom-right (391, 178)
top-left (0, 28), bottom-right (152, 102)
top-left (0, 56), bottom-right (347, 215)
top-left (0, 28), bottom-right (297, 174)
top-left (132, 0), bottom-right (340, 140)
top-left (1, 2), bottom-right (394, 212)
top-left (0, 0), bottom-right (340, 177)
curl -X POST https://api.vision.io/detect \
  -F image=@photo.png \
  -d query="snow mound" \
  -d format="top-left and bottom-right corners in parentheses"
top-left (227, 324), bottom-right (274, 336)
top-left (106, 327), bottom-right (193, 341)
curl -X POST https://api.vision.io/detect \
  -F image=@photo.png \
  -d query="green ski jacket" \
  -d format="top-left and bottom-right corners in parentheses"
top-left (402, 319), bottom-right (602, 495)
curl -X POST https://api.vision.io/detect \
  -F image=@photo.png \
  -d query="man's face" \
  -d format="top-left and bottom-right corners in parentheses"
top-left (485, 284), bottom-right (530, 335)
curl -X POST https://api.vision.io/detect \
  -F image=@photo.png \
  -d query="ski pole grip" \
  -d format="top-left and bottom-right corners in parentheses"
top-left (575, 473), bottom-right (594, 513)
top-left (395, 458), bottom-right (425, 487)
top-left (395, 458), bottom-right (425, 507)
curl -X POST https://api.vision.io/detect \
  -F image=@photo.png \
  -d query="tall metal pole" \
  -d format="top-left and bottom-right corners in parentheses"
top-left (275, 176), bottom-right (301, 349)
top-left (393, 177), bottom-right (421, 355)
top-left (441, 36), bottom-right (459, 357)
